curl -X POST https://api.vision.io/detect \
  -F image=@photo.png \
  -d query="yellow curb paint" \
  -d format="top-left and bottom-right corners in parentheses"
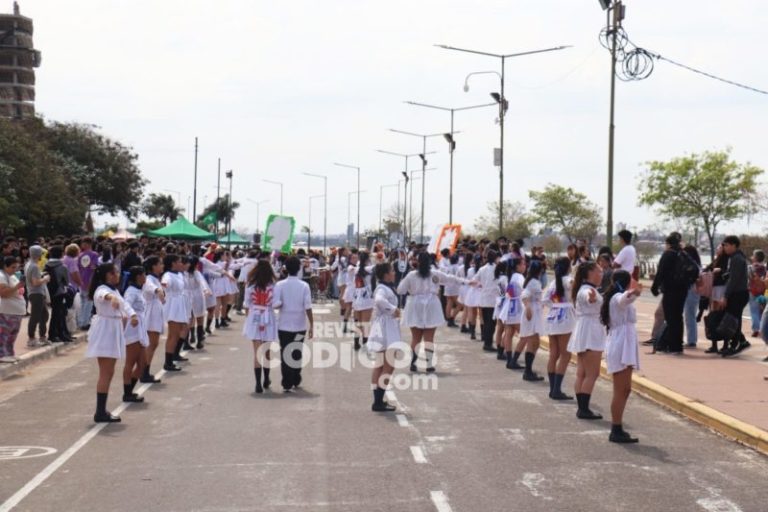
top-left (539, 336), bottom-right (768, 456)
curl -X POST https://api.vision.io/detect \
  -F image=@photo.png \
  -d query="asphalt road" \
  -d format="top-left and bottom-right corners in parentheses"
top-left (0, 304), bottom-right (766, 512)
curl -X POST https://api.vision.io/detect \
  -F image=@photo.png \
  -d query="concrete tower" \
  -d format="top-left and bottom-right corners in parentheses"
top-left (0, 2), bottom-right (41, 118)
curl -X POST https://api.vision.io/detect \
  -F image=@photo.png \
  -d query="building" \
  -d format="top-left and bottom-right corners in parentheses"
top-left (0, 2), bottom-right (41, 119)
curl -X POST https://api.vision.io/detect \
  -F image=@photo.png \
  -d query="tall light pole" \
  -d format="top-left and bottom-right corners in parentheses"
top-left (192, 137), bottom-right (198, 223)
top-left (262, 179), bottom-right (284, 214)
top-left (303, 172), bottom-right (328, 253)
top-left (308, 194), bottom-right (323, 251)
top-left (216, 158), bottom-right (221, 235)
top-left (246, 199), bottom-right (269, 235)
top-left (404, 101), bottom-right (495, 224)
top-left (376, 150), bottom-right (432, 244)
top-left (407, 167), bottom-right (436, 244)
top-left (346, 190), bottom-right (365, 246)
top-left (225, 170), bottom-right (233, 237)
top-left (379, 183), bottom-right (399, 239)
top-left (437, 43), bottom-right (571, 236)
top-left (334, 162), bottom-right (361, 248)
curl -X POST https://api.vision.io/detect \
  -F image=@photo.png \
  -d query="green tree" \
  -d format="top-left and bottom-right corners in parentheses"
top-left (45, 122), bottom-right (147, 219)
top-left (529, 185), bottom-right (601, 243)
top-left (638, 149), bottom-right (763, 258)
top-left (473, 201), bottom-right (533, 241)
top-left (197, 195), bottom-right (240, 234)
top-left (142, 193), bottom-right (183, 225)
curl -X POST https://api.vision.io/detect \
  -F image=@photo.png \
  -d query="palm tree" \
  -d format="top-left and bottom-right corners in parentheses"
top-left (141, 193), bottom-right (183, 225)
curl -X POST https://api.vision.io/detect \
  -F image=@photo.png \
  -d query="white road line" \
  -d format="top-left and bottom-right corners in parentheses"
top-left (0, 369), bottom-right (168, 512)
top-left (410, 446), bottom-right (427, 464)
top-left (385, 390), bottom-right (397, 402)
top-left (430, 491), bottom-right (453, 512)
top-left (396, 414), bottom-right (410, 427)
top-left (312, 308), bottom-right (332, 315)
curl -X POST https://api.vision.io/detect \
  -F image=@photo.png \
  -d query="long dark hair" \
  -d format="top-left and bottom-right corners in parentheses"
top-left (247, 260), bottom-right (275, 290)
top-left (485, 250), bottom-right (499, 266)
top-left (163, 254), bottom-right (180, 273)
top-left (123, 265), bottom-right (145, 293)
top-left (375, 262), bottom-right (395, 293)
top-left (494, 260), bottom-right (509, 280)
top-left (143, 256), bottom-right (162, 277)
top-left (187, 256), bottom-right (200, 275)
top-left (89, 263), bottom-right (117, 300)
top-left (600, 270), bottom-right (632, 330)
top-left (417, 252), bottom-right (431, 278)
top-left (572, 261), bottom-right (598, 303)
top-left (524, 260), bottom-right (542, 287)
top-left (357, 251), bottom-right (371, 279)
top-left (553, 257), bottom-right (571, 301)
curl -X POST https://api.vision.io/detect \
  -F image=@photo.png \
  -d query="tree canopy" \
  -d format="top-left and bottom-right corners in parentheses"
top-left (197, 195), bottom-right (240, 234)
top-left (529, 184), bottom-right (601, 243)
top-left (142, 193), bottom-right (183, 225)
top-left (473, 200), bottom-right (533, 241)
top-left (637, 149), bottom-right (764, 258)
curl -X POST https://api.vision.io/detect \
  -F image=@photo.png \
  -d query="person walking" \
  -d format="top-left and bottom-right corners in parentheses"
top-left (25, 245), bottom-right (51, 348)
top-left (721, 236), bottom-right (751, 356)
top-left (651, 234), bottom-right (691, 355)
top-left (747, 250), bottom-right (766, 338)
top-left (44, 246), bottom-right (73, 343)
top-left (368, 262), bottom-right (401, 412)
top-left (273, 257), bottom-right (313, 392)
top-left (243, 260), bottom-right (277, 394)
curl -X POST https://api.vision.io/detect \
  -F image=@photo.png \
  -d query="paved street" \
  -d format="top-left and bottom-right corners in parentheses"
top-left (1, 304), bottom-right (767, 512)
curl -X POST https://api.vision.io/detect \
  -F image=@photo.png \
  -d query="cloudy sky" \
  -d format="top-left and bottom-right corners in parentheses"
top-left (20, 0), bottom-right (768, 238)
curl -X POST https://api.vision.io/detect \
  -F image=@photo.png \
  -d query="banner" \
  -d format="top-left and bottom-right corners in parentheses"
top-left (263, 215), bottom-right (296, 253)
top-left (431, 224), bottom-right (462, 259)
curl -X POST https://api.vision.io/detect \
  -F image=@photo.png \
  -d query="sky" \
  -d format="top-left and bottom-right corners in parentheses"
top-left (17, 0), bottom-right (768, 239)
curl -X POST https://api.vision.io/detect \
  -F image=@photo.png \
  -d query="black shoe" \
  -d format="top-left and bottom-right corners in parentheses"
top-left (704, 346), bottom-right (719, 354)
top-left (410, 363), bottom-right (418, 373)
top-left (447, 319), bottom-right (458, 328)
top-left (577, 409), bottom-right (603, 420)
top-left (470, 332), bottom-right (477, 340)
top-left (139, 374), bottom-right (161, 384)
top-left (482, 344), bottom-right (496, 352)
top-left (255, 383), bottom-right (264, 394)
top-left (731, 340), bottom-right (751, 355)
top-left (523, 371), bottom-right (544, 382)
top-left (609, 430), bottom-right (639, 444)
top-left (641, 339), bottom-right (655, 346)
top-left (173, 354), bottom-right (189, 362)
top-left (163, 363), bottom-right (182, 372)
top-left (183, 341), bottom-right (194, 351)
top-left (426, 366), bottom-right (436, 373)
top-left (496, 346), bottom-right (505, 360)
top-left (507, 360), bottom-right (524, 370)
top-left (372, 402), bottom-right (397, 412)
top-left (460, 325), bottom-right (468, 333)
top-left (550, 391), bottom-right (574, 401)
top-left (354, 340), bottom-right (361, 351)
top-left (205, 327), bottom-right (212, 335)
top-left (263, 378), bottom-right (271, 389)
top-left (94, 412), bottom-right (121, 423)
top-left (122, 394), bottom-right (144, 403)
top-left (197, 339), bottom-right (205, 350)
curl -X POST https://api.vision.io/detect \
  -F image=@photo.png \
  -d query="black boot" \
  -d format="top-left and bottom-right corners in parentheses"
top-left (196, 325), bottom-right (205, 348)
top-left (94, 392), bottom-right (121, 423)
top-left (263, 368), bottom-right (271, 389)
top-left (354, 336), bottom-right (361, 351)
top-left (550, 373), bottom-right (573, 400)
top-left (522, 352), bottom-right (544, 381)
top-left (140, 365), bottom-right (161, 383)
top-left (469, 324), bottom-right (477, 340)
top-left (609, 424), bottom-right (639, 443)
top-left (254, 367), bottom-right (263, 394)
top-left (507, 351), bottom-right (524, 370)
top-left (460, 324), bottom-right (468, 333)
top-left (122, 382), bottom-right (144, 403)
top-left (363, 337), bottom-right (368, 345)
top-left (343, 318), bottom-right (348, 334)
top-left (184, 331), bottom-right (194, 351)
top-left (215, 318), bottom-right (221, 329)
top-left (173, 338), bottom-right (189, 362)
top-left (410, 351), bottom-right (418, 372)
top-left (225, 304), bottom-right (233, 321)
top-left (372, 387), bottom-right (396, 412)
top-left (548, 373), bottom-right (556, 397)
top-left (447, 318), bottom-right (457, 328)
top-left (164, 352), bottom-right (181, 372)
top-left (576, 393), bottom-right (602, 420)
top-left (497, 345), bottom-right (506, 360)
top-left (206, 318), bottom-right (213, 335)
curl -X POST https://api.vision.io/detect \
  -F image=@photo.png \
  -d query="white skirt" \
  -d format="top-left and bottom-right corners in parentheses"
top-left (520, 305), bottom-right (545, 337)
top-left (464, 285), bottom-right (481, 308)
top-left (342, 284), bottom-right (355, 304)
top-left (492, 296), bottom-right (504, 320)
top-left (190, 291), bottom-right (206, 317)
top-left (164, 295), bottom-right (189, 324)
top-left (498, 297), bottom-right (522, 325)
top-left (457, 285), bottom-right (469, 305)
top-left (86, 316), bottom-right (126, 359)
top-left (546, 304), bottom-right (576, 336)
top-left (242, 307), bottom-right (277, 342)
top-left (352, 288), bottom-right (374, 312)
top-left (225, 278), bottom-right (239, 295)
top-left (124, 314), bottom-right (149, 348)
top-left (402, 294), bottom-right (444, 329)
top-left (368, 315), bottom-right (402, 352)
top-left (568, 315), bottom-right (606, 353)
top-left (212, 277), bottom-right (230, 298)
top-left (205, 292), bottom-right (217, 309)
top-left (605, 325), bottom-right (640, 374)
top-left (444, 280), bottom-right (461, 298)
top-left (145, 302), bottom-right (165, 334)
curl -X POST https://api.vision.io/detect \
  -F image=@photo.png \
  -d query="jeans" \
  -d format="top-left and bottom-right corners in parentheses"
top-left (77, 292), bottom-right (93, 329)
top-left (27, 293), bottom-right (49, 339)
top-left (748, 294), bottom-right (763, 334)
top-left (684, 287), bottom-right (699, 346)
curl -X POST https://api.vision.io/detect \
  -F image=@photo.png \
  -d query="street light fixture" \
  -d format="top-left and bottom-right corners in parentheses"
top-left (404, 100), bottom-right (495, 223)
top-left (406, 167), bottom-right (436, 244)
top-left (334, 162), bottom-right (361, 248)
top-left (245, 199), bottom-right (269, 235)
top-left (346, 190), bottom-right (366, 246)
top-left (225, 170), bottom-right (233, 237)
top-left (303, 172), bottom-right (328, 253)
top-left (262, 179), bottom-right (284, 214)
top-left (437, 43), bottom-right (571, 236)
top-left (379, 183), bottom-right (399, 242)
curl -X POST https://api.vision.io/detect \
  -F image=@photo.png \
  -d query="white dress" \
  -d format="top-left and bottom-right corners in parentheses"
top-left (456, 265), bottom-right (469, 305)
top-left (242, 284), bottom-right (277, 342)
top-left (464, 267), bottom-right (481, 307)
top-left (351, 265), bottom-right (375, 312)
top-left (520, 279), bottom-right (545, 337)
top-left (342, 265), bottom-right (356, 304)
top-left (567, 285), bottom-right (607, 353)
top-left (492, 275), bottom-right (509, 320)
top-left (142, 275), bottom-right (165, 334)
top-left (200, 258), bottom-right (223, 309)
top-left (605, 291), bottom-right (640, 374)
top-left (498, 273), bottom-right (525, 325)
top-left (333, 256), bottom-right (348, 288)
top-left (443, 263), bottom-right (461, 298)
top-left (397, 270), bottom-right (464, 328)
top-left (368, 284), bottom-right (402, 352)
top-left (543, 276), bottom-right (576, 336)
top-left (86, 285), bottom-right (134, 359)
top-left (212, 261), bottom-right (236, 298)
top-left (123, 285), bottom-right (149, 347)
top-left (186, 270), bottom-right (211, 318)
top-left (162, 271), bottom-right (189, 324)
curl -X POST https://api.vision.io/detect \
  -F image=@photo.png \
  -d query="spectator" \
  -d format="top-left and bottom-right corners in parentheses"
top-left (45, 246), bottom-right (73, 343)
top-left (25, 245), bottom-right (51, 348)
top-left (0, 256), bottom-right (26, 363)
top-left (683, 246), bottom-right (702, 348)
top-left (598, 253), bottom-right (613, 293)
top-left (77, 237), bottom-right (99, 330)
top-left (747, 249), bottom-right (766, 338)
top-left (721, 236), bottom-right (750, 356)
top-left (651, 233), bottom-right (688, 354)
top-left (613, 229), bottom-right (637, 278)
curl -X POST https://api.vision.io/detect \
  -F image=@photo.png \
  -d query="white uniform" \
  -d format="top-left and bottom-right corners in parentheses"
top-left (543, 276), bottom-right (576, 336)
top-left (463, 267), bottom-right (481, 307)
top-left (475, 263), bottom-right (501, 309)
top-left (492, 275), bottom-right (509, 320)
top-left (456, 264), bottom-right (469, 305)
top-left (142, 274), bottom-right (165, 334)
top-left (368, 284), bottom-right (401, 352)
top-left (332, 256), bottom-right (348, 288)
top-left (123, 286), bottom-right (149, 347)
top-left (351, 265), bottom-right (375, 312)
top-left (520, 279), bottom-right (545, 337)
top-left (397, 270), bottom-right (464, 328)
top-left (186, 270), bottom-right (211, 318)
top-left (86, 285), bottom-right (134, 359)
top-left (162, 271), bottom-right (189, 324)
top-left (605, 291), bottom-right (640, 374)
top-left (498, 273), bottom-right (525, 325)
top-left (200, 258), bottom-right (222, 309)
top-left (242, 284), bottom-right (277, 342)
top-left (342, 265), bottom-right (356, 304)
top-left (568, 285), bottom-right (606, 353)
top-left (443, 262), bottom-right (461, 298)
top-left (212, 261), bottom-right (237, 297)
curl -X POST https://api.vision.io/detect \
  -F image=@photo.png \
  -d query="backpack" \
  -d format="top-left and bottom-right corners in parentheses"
top-left (673, 250), bottom-right (699, 287)
top-left (749, 263), bottom-right (766, 297)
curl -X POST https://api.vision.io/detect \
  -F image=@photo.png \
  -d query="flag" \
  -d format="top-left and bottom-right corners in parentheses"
top-left (200, 211), bottom-right (217, 226)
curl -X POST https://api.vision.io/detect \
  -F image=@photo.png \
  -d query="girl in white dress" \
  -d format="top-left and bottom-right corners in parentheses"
top-left (464, 253), bottom-right (483, 340)
top-left (351, 251), bottom-right (375, 351)
top-left (543, 257), bottom-right (575, 400)
top-left (332, 248), bottom-right (349, 332)
top-left (86, 263), bottom-right (138, 423)
top-left (140, 257), bottom-right (165, 384)
top-left (492, 260), bottom-right (509, 360)
top-left (243, 260), bottom-right (277, 394)
top-left (342, 251), bottom-right (358, 335)
top-left (369, 262), bottom-right (401, 412)
top-left (501, 257), bottom-right (527, 370)
top-left (519, 260), bottom-right (546, 382)
top-left (601, 270), bottom-right (642, 443)
top-left (184, 256), bottom-right (213, 350)
top-left (122, 266), bottom-right (150, 403)
top-left (397, 252), bottom-right (469, 373)
top-left (567, 261), bottom-right (606, 420)
top-left (456, 253), bottom-right (471, 332)
top-left (443, 254), bottom-right (462, 328)
top-left (200, 256), bottom-right (222, 335)
top-left (161, 254), bottom-right (188, 372)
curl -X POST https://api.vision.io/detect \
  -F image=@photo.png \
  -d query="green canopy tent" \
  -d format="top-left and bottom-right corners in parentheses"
top-left (147, 217), bottom-right (216, 240)
top-left (218, 230), bottom-right (249, 246)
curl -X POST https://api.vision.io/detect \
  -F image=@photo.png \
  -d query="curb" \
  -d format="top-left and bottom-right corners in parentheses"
top-left (0, 339), bottom-right (83, 381)
top-left (539, 337), bottom-right (768, 456)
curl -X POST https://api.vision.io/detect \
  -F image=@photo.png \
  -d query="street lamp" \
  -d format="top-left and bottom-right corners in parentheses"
top-left (225, 170), bottom-right (233, 237)
top-left (404, 101), bottom-right (495, 224)
top-left (437, 43), bottom-right (571, 236)
top-left (303, 172), bottom-right (328, 254)
top-left (407, 167), bottom-right (436, 244)
top-left (334, 162), bottom-right (361, 248)
top-left (308, 194), bottom-right (324, 251)
top-left (346, 190), bottom-right (366, 247)
top-left (246, 199), bottom-right (269, 235)
top-left (379, 183), bottom-right (399, 241)
top-left (262, 179), bottom-right (284, 214)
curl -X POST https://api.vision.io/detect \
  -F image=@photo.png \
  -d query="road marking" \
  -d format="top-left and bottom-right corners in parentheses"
top-left (386, 390), bottom-right (397, 402)
top-left (0, 369), bottom-right (167, 512)
top-left (410, 446), bottom-right (427, 464)
top-left (229, 347), bottom-right (239, 351)
top-left (697, 498), bottom-right (743, 512)
top-left (0, 446), bottom-right (57, 461)
top-left (312, 308), bottom-right (331, 315)
top-left (430, 491), bottom-right (453, 512)
top-left (396, 414), bottom-right (410, 427)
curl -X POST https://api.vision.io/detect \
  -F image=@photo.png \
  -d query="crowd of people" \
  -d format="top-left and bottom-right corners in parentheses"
top-left (0, 227), bottom-right (764, 441)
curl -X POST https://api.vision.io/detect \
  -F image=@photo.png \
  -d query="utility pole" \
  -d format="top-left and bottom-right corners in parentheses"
top-left (216, 158), bottom-right (221, 236)
top-left (606, 1), bottom-right (625, 245)
top-left (192, 137), bottom-right (198, 223)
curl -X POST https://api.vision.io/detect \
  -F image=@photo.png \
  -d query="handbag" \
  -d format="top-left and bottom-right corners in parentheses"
top-left (717, 311), bottom-right (739, 340)
top-left (704, 311), bottom-right (724, 341)
top-left (695, 271), bottom-right (713, 298)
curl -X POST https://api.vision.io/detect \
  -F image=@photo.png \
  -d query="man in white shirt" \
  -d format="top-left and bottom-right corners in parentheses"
top-left (273, 256), bottom-right (314, 392)
top-left (613, 230), bottom-right (637, 275)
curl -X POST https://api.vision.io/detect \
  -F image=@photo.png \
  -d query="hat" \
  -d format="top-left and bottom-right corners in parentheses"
top-left (30, 245), bottom-right (43, 259)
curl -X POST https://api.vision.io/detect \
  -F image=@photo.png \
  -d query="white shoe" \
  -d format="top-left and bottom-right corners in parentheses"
top-left (39, 337), bottom-right (52, 346)
top-left (0, 356), bottom-right (18, 364)
top-left (27, 339), bottom-right (40, 348)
